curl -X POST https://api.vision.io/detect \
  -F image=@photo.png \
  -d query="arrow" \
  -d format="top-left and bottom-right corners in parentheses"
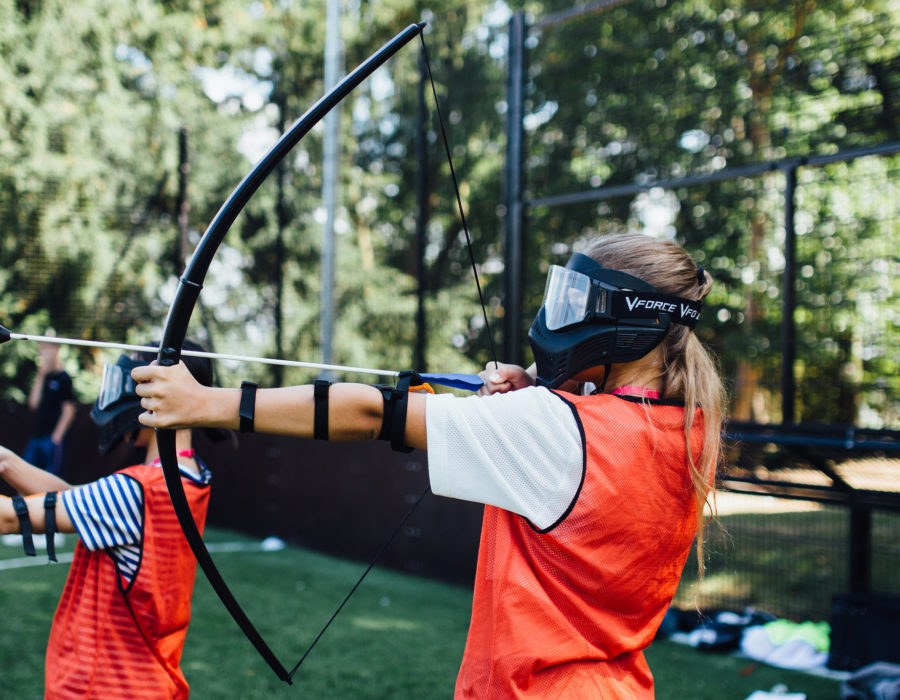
top-left (0, 324), bottom-right (484, 390)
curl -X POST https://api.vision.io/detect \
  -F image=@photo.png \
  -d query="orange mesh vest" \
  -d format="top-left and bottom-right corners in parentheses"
top-left (45, 464), bottom-right (210, 700)
top-left (454, 393), bottom-right (704, 699)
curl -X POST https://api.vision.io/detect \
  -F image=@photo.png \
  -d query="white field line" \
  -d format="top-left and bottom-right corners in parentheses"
top-left (0, 540), bottom-right (281, 572)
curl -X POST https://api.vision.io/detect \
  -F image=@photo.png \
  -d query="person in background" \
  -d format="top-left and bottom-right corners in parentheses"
top-left (24, 339), bottom-right (77, 477)
top-left (133, 234), bottom-right (725, 699)
top-left (0, 340), bottom-right (217, 700)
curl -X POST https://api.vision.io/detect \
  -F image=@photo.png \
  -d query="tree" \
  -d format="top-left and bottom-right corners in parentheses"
top-left (0, 0), bottom-right (251, 399)
top-left (506, 0), bottom-right (899, 426)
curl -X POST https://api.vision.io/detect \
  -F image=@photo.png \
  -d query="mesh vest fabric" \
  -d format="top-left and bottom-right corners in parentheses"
top-left (44, 464), bottom-right (210, 699)
top-left (454, 393), bottom-right (704, 699)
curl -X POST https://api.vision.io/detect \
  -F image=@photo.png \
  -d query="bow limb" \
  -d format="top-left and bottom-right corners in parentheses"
top-left (155, 23), bottom-right (425, 684)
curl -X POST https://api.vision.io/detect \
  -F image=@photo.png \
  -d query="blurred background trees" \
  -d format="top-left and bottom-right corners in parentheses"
top-left (1, 0), bottom-right (897, 428)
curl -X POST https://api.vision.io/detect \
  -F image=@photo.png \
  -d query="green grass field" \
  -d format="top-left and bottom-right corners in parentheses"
top-left (0, 527), bottom-right (842, 699)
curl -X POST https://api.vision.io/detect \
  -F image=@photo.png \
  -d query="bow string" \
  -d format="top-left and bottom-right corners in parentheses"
top-left (157, 21), bottom-right (496, 684)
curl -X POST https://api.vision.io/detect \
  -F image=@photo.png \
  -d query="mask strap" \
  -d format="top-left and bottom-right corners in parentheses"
top-left (609, 290), bottom-right (701, 329)
top-left (590, 364), bottom-right (613, 395)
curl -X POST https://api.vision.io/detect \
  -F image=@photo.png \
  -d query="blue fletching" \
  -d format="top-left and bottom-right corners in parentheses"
top-left (419, 372), bottom-right (484, 392)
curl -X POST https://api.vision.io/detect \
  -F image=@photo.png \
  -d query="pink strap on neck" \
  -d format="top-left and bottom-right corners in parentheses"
top-left (611, 385), bottom-right (660, 399)
top-left (150, 449), bottom-right (196, 467)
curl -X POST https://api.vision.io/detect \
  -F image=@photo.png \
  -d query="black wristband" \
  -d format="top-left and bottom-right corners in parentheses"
top-left (12, 496), bottom-right (36, 556)
top-left (44, 492), bottom-right (58, 562)
top-left (313, 380), bottom-right (331, 440)
top-left (239, 381), bottom-right (259, 433)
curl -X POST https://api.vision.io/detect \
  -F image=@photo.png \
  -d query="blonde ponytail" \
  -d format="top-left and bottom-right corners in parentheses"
top-left (584, 234), bottom-right (726, 576)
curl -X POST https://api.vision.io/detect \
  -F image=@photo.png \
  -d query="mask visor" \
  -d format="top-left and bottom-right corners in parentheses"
top-left (542, 265), bottom-right (597, 330)
top-left (96, 357), bottom-right (137, 410)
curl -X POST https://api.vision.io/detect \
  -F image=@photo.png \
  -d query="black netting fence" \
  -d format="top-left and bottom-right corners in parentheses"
top-left (3, 0), bottom-right (899, 626)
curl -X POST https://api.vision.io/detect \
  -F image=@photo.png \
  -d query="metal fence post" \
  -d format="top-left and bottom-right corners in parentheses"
top-left (503, 11), bottom-right (526, 365)
top-left (781, 165), bottom-right (798, 425)
top-left (415, 46), bottom-right (428, 372)
top-left (850, 502), bottom-right (873, 595)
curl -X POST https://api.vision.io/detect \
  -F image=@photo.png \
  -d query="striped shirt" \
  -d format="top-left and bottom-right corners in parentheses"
top-left (61, 462), bottom-right (210, 583)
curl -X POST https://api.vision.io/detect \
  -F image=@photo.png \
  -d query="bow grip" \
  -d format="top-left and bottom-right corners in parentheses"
top-left (158, 346), bottom-right (181, 367)
top-left (157, 278), bottom-right (203, 367)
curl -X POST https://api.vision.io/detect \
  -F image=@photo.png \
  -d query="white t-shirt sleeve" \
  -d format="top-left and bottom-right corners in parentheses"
top-left (425, 386), bottom-right (584, 530)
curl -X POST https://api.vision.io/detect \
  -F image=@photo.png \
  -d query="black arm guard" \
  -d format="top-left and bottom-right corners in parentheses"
top-left (375, 371), bottom-right (422, 453)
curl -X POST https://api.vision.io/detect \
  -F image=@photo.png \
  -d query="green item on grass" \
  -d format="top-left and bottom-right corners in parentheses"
top-left (763, 620), bottom-right (831, 652)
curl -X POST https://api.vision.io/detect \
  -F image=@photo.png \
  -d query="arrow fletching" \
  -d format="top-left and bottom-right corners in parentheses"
top-left (419, 372), bottom-right (484, 391)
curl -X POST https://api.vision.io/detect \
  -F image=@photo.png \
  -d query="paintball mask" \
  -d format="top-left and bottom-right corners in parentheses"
top-left (527, 252), bottom-right (701, 388)
top-left (91, 354), bottom-right (148, 454)
top-left (90, 340), bottom-right (218, 453)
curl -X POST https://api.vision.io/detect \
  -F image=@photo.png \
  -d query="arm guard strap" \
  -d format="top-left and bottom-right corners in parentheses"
top-left (375, 371), bottom-right (422, 453)
top-left (44, 492), bottom-right (58, 562)
top-left (239, 381), bottom-right (259, 433)
top-left (12, 496), bottom-right (36, 556)
top-left (313, 380), bottom-right (332, 440)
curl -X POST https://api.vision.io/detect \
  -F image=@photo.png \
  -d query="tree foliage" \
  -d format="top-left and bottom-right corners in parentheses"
top-left (0, 0), bottom-right (248, 398)
top-left (1, 0), bottom-right (897, 430)
top-left (511, 0), bottom-right (899, 427)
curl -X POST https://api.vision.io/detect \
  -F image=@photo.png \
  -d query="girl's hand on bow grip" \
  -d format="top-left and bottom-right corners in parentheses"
top-left (477, 362), bottom-right (535, 396)
top-left (132, 361), bottom-right (214, 430)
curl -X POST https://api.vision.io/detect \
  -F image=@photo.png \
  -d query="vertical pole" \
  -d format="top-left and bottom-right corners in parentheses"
top-left (177, 127), bottom-right (191, 272)
top-left (273, 92), bottom-right (288, 387)
top-left (503, 12), bottom-right (526, 365)
top-left (177, 128), bottom-right (217, 351)
top-left (781, 165), bottom-right (797, 425)
top-left (849, 503), bottom-right (872, 595)
top-left (321, 0), bottom-right (341, 374)
top-left (415, 46), bottom-right (428, 372)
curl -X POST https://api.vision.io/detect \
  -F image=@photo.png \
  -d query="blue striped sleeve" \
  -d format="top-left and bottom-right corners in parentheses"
top-left (61, 474), bottom-right (144, 551)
